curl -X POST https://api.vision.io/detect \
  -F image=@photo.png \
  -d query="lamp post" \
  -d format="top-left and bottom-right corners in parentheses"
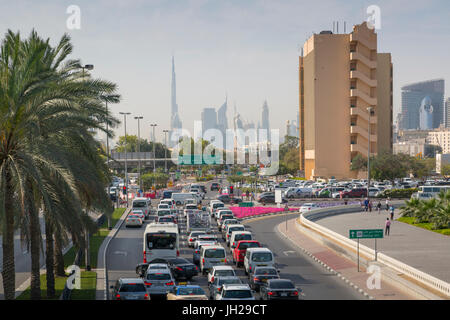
top-left (135, 116), bottom-right (143, 192)
top-left (105, 100), bottom-right (112, 230)
top-left (150, 124), bottom-right (158, 173)
top-left (81, 64), bottom-right (94, 79)
top-left (120, 112), bottom-right (131, 206)
top-left (163, 130), bottom-right (169, 173)
top-left (367, 106), bottom-right (373, 201)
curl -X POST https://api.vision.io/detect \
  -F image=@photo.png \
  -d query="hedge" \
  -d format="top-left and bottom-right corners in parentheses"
top-left (377, 188), bottom-right (418, 199)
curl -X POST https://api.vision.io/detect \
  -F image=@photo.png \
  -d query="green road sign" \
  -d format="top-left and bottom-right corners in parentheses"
top-left (239, 202), bottom-right (254, 207)
top-left (349, 229), bottom-right (383, 239)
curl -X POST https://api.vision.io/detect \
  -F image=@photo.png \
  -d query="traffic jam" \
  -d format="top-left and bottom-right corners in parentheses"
top-left (111, 183), bottom-right (304, 300)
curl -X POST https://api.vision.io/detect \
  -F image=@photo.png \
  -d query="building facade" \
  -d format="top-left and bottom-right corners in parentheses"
top-left (445, 98), bottom-right (450, 128)
top-left (298, 22), bottom-right (393, 180)
top-left (201, 107), bottom-right (218, 133)
top-left (399, 79), bottom-right (445, 130)
top-left (427, 128), bottom-right (450, 154)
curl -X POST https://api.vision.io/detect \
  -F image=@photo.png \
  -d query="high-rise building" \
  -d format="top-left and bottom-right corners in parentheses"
top-left (298, 22), bottom-right (393, 180)
top-left (201, 107), bottom-right (217, 133)
top-left (261, 100), bottom-right (270, 130)
top-left (170, 56), bottom-right (182, 146)
top-left (217, 96), bottom-right (228, 136)
top-left (400, 79), bottom-right (445, 130)
top-left (445, 98), bottom-right (450, 128)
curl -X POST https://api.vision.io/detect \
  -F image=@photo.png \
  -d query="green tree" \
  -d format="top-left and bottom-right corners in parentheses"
top-left (441, 164), bottom-right (450, 178)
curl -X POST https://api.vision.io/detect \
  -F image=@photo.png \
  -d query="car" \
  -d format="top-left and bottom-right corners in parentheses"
top-left (215, 284), bottom-right (255, 300)
top-left (187, 231), bottom-right (206, 247)
top-left (111, 278), bottom-right (150, 300)
top-left (216, 209), bottom-right (234, 223)
top-left (125, 215), bottom-right (143, 227)
top-left (207, 265), bottom-right (236, 284)
top-left (143, 268), bottom-right (176, 297)
top-left (299, 203), bottom-right (319, 213)
top-left (200, 245), bottom-right (227, 274)
top-left (339, 188), bottom-right (368, 198)
top-left (221, 219), bottom-right (240, 235)
top-left (208, 276), bottom-right (242, 300)
top-left (224, 224), bottom-right (245, 244)
top-left (167, 285), bottom-right (208, 300)
top-left (135, 261), bottom-right (172, 278)
top-left (156, 215), bottom-right (177, 224)
top-left (166, 258), bottom-right (199, 280)
top-left (197, 234), bottom-right (217, 242)
top-left (210, 182), bottom-right (220, 191)
top-left (129, 210), bottom-right (145, 221)
top-left (217, 215), bottom-right (235, 230)
top-left (259, 279), bottom-right (302, 300)
top-left (232, 240), bottom-right (261, 267)
top-left (244, 247), bottom-right (275, 275)
top-left (229, 231), bottom-right (253, 250)
top-left (249, 266), bottom-right (280, 291)
top-left (161, 190), bottom-right (174, 199)
top-left (193, 240), bottom-right (217, 265)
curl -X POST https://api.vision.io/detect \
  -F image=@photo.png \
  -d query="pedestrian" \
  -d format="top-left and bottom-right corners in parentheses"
top-left (364, 198), bottom-right (369, 212)
top-left (368, 200), bottom-right (372, 212)
top-left (376, 201), bottom-right (382, 214)
top-left (390, 206), bottom-right (395, 220)
top-left (284, 203), bottom-right (289, 212)
top-left (385, 218), bottom-right (391, 236)
top-left (385, 198), bottom-right (390, 211)
top-left (246, 190), bottom-right (250, 201)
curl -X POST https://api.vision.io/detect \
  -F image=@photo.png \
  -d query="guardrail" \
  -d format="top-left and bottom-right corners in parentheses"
top-left (300, 204), bottom-right (450, 298)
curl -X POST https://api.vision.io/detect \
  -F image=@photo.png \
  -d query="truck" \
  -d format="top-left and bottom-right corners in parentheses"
top-left (186, 210), bottom-right (211, 234)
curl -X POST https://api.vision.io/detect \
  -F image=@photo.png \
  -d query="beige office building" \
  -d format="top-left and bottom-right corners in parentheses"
top-left (299, 22), bottom-right (393, 180)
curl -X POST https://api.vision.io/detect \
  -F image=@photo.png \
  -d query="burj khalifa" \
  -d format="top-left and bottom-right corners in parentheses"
top-left (170, 56), bottom-right (182, 146)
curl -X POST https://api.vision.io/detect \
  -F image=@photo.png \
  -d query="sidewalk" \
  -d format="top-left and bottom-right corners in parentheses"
top-left (276, 217), bottom-right (414, 300)
top-left (315, 208), bottom-right (450, 284)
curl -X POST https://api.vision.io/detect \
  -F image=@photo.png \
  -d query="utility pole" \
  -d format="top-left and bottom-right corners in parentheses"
top-left (150, 124), bottom-right (158, 173)
top-left (367, 106), bottom-right (373, 202)
top-left (135, 116), bottom-right (143, 192)
top-left (120, 112), bottom-right (131, 206)
top-left (163, 130), bottom-right (169, 173)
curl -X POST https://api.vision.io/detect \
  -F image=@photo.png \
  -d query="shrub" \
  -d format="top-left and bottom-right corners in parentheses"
top-left (377, 188), bottom-right (418, 199)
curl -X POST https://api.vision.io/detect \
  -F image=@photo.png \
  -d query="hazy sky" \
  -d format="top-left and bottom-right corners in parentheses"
top-left (1, 0), bottom-right (449, 146)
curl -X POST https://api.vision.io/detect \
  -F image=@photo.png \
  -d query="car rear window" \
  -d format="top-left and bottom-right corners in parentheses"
top-left (119, 283), bottom-right (146, 292)
top-left (216, 270), bottom-right (235, 277)
top-left (178, 287), bottom-right (205, 295)
top-left (270, 281), bottom-right (295, 289)
top-left (255, 268), bottom-right (277, 275)
top-left (235, 234), bottom-right (252, 241)
top-left (204, 249), bottom-right (225, 258)
top-left (238, 242), bottom-right (260, 250)
top-left (223, 289), bottom-right (252, 298)
top-left (147, 273), bottom-right (172, 281)
top-left (252, 252), bottom-right (273, 262)
top-left (218, 278), bottom-right (242, 286)
top-left (133, 201), bottom-right (147, 208)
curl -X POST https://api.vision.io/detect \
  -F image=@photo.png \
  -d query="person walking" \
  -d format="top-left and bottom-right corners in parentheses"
top-left (368, 200), bottom-right (372, 212)
top-left (385, 218), bottom-right (391, 236)
top-left (390, 205), bottom-right (395, 220)
top-left (385, 198), bottom-right (390, 211)
top-left (364, 198), bottom-right (369, 212)
top-left (376, 201), bottom-right (382, 214)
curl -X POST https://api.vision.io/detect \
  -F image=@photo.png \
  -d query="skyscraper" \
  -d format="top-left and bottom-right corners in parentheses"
top-left (217, 96), bottom-right (228, 136)
top-left (201, 108), bottom-right (217, 133)
top-left (298, 22), bottom-right (393, 180)
top-left (261, 100), bottom-right (270, 131)
top-left (400, 79), bottom-right (445, 130)
top-left (445, 98), bottom-right (450, 128)
top-left (170, 56), bottom-right (182, 146)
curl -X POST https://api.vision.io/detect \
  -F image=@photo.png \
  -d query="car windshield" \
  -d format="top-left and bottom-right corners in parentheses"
top-left (119, 283), bottom-right (146, 292)
top-left (252, 252), bottom-right (272, 262)
top-left (218, 278), bottom-right (242, 286)
top-left (204, 249), bottom-right (225, 258)
top-left (216, 270), bottom-right (235, 277)
top-left (158, 210), bottom-right (171, 217)
top-left (238, 242), bottom-right (260, 250)
top-left (270, 281), bottom-right (295, 289)
top-left (255, 268), bottom-right (277, 275)
top-left (147, 233), bottom-right (177, 250)
top-left (235, 234), bottom-right (252, 241)
top-left (147, 273), bottom-right (172, 281)
top-left (178, 287), bottom-right (205, 295)
top-left (133, 201), bottom-right (147, 208)
top-left (223, 289), bottom-right (252, 298)
top-left (214, 203), bottom-right (225, 209)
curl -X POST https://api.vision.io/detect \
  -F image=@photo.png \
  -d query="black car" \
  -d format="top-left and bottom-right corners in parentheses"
top-left (161, 190), bottom-right (173, 199)
top-left (258, 193), bottom-right (275, 204)
top-left (217, 194), bottom-right (232, 203)
top-left (210, 183), bottom-right (220, 191)
top-left (167, 258), bottom-right (199, 280)
top-left (259, 279), bottom-right (302, 300)
top-left (249, 267), bottom-right (280, 291)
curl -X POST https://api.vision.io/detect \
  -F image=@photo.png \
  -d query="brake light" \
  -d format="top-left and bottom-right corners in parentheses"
top-left (165, 281), bottom-right (174, 286)
top-left (177, 250), bottom-right (180, 256)
top-left (189, 238), bottom-right (193, 241)
top-left (144, 293), bottom-right (150, 300)
top-left (211, 276), bottom-right (214, 282)
top-left (176, 267), bottom-right (183, 271)
top-left (143, 251), bottom-right (147, 263)
top-left (292, 291), bottom-right (299, 296)
top-left (253, 277), bottom-right (259, 281)
top-left (224, 258), bottom-right (227, 263)
top-left (202, 258), bottom-right (205, 264)
top-left (116, 294), bottom-right (121, 300)
top-left (144, 282), bottom-right (152, 286)
top-left (267, 291), bottom-right (274, 296)
top-left (218, 287), bottom-right (222, 292)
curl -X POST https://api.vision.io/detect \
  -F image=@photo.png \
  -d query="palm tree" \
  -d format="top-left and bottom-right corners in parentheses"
top-left (0, 29), bottom-right (120, 299)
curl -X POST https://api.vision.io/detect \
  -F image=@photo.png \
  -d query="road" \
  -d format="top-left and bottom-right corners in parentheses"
top-left (105, 181), bottom-right (363, 300)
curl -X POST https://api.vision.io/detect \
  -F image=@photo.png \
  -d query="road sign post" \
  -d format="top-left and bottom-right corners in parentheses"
top-left (349, 229), bottom-right (383, 272)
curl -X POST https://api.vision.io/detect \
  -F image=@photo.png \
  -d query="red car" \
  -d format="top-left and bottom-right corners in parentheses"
top-left (232, 240), bottom-right (261, 267)
top-left (340, 188), bottom-right (367, 198)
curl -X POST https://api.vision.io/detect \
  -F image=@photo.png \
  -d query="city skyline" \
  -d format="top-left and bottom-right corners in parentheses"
top-left (1, 0), bottom-right (449, 145)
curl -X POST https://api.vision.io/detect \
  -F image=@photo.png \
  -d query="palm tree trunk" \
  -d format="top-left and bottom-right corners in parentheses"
top-left (1, 170), bottom-right (16, 300)
top-left (28, 179), bottom-right (41, 300)
top-left (54, 233), bottom-right (66, 277)
top-left (45, 216), bottom-right (55, 298)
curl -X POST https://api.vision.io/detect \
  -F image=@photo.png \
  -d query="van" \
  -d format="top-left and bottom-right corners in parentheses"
top-left (200, 245), bottom-right (227, 274)
top-left (230, 231), bottom-right (253, 250)
top-left (224, 224), bottom-right (246, 245)
top-left (171, 193), bottom-right (196, 206)
top-left (244, 247), bottom-right (275, 275)
top-left (132, 197), bottom-right (151, 218)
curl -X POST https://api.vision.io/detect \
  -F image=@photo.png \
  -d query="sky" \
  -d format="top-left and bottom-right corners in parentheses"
top-left (0, 0), bottom-right (449, 146)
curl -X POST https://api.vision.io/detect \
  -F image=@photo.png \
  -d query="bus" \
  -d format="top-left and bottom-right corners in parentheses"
top-left (143, 222), bottom-right (179, 263)
top-left (411, 185), bottom-right (450, 200)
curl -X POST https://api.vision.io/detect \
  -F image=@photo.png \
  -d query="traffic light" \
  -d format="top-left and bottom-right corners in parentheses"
top-left (123, 186), bottom-right (127, 194)
top-left (230, 185), bottom-right (234, 194)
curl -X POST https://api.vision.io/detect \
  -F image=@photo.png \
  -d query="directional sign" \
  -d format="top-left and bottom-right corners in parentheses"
top-left (349, 229), bottom-right (383, 239)
top-left (239, 202), bottom-right (254, 207)
top-left (178, 155), bottom-right (219, 165)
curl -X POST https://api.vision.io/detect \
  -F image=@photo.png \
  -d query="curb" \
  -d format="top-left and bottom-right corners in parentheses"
top-left (275, 220), bottom-right (375, 300)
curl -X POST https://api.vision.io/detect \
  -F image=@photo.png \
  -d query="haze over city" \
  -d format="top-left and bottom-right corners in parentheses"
top-left (1, 0), bottom-right (449, 144)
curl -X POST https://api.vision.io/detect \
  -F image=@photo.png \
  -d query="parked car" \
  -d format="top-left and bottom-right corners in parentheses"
top-left (215, 284), bottom-right (255, 300)
top-left (166, 258), bottom-right (199, 280)
top-left (208, 276), bottom-right (242, 300)
top-left (339, 188), bottom-right (368, 198)
top-left (166, 285), bottom-right (208, 300)
top-left (259, 279), bottom-right (302, 300)
top-left (249, 266), bottom-right (280, 291)
top-left (111, 278), bottom-right (150, 300)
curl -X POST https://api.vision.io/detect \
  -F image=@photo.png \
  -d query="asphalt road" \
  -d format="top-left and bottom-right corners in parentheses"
top-left (105, 181), bottom-right (363, 300)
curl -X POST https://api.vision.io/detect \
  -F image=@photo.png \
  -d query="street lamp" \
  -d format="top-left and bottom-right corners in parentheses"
top-left (81, 64), bottom-right (94, 79)
top-left (150, 124), bottom-right (158, 173)
top-left (135, 116), bottom-right (144, 192)
top-left (163, 130), bottom-right (169, 173)
top-left (120, 112), bottom-right (131, 206)
top-left (367, 106), bottom-right (373, 201)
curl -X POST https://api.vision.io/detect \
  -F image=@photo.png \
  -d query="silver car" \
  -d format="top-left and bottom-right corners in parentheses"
top-left (208, 276), bottom-right (242, 300)
top-left (215, 284), bottom-right (255, 300)
top-left (111, 278), bottom-right (150, 300)
top-left (143, 268), bottom-right (176, 297)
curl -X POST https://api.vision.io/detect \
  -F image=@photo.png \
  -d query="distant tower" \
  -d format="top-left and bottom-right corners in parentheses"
top-left (419, 96), bottom-right (433, 130)
top-left (261, 100), bottom-right (270, 131)
top-left (217, 95), bottom-right (228, 136)
top-left (170, 56), bottom-right (182, 146)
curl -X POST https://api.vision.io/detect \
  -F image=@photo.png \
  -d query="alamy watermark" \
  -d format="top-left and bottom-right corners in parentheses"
top-left (366, 264), bottom-right (381, 290)
top-left (366, 5), bottom-right (381, 30)
top-left (66, 5), bottom-right (81, 30)
top-left (66, 265), bottom-right (81, 290)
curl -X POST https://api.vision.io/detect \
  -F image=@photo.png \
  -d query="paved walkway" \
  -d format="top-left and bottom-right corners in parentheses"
top-left (276, 217), bottom-right (414, 300)
top-left (315, 208), bottom-right (450, 284)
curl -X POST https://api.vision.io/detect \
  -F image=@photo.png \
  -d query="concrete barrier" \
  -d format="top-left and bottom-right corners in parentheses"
top-left (299, 203), bottom-right (450, 299)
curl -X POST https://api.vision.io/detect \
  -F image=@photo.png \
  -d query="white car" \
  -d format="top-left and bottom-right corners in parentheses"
top-left (125, 215), bottom-right (142, 227)
top-left (188, 231), bottom-right (206, 248)
top-left (129, 210), bottom-right (145, 222)
top-left (215, 284), bottom-right (255, 300)
top-left (207, 265), bottom-right (237, 283)
top-left (158, 204), bottom-right (170, 210)
top-left (299, 203), bottom-right (319, 213)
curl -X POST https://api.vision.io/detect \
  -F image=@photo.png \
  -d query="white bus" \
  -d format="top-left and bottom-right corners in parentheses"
top-left (143, 222), bottom-right (179, 263)
top-left (411, 185), bottom-right (450, 200)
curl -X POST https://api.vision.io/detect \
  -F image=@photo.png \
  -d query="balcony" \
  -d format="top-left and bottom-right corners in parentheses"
top-left (350, 33), bottom-right (376, 50)
top-left (350, 89), bottom-right (377, 105)
top-left (350, 124), bottom-right (377, 142)
top-left (350, 70), bottom-right (377, 87)
top-left (350, 107), bottom-right (377, 123)
top-left (351, 143), bottom-right (376, 156)
top-left (350, 51), bottom-right (376, 69)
